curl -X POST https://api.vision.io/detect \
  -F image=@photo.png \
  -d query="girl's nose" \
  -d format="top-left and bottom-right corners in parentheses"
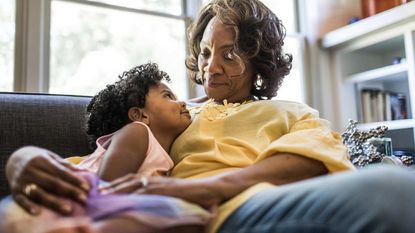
top-left (178, 101), bottom-right (186, 108)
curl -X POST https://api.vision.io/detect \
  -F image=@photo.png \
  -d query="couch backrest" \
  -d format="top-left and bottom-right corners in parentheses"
top-left (0, 92), bottom-right (93, 197)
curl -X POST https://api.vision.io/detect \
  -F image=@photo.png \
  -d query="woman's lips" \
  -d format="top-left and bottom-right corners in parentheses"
top-left (208, 82), bottom-right (225, 88)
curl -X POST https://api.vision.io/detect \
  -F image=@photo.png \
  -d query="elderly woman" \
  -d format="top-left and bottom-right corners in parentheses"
top-left (5, 0), bottom-right (415, 232)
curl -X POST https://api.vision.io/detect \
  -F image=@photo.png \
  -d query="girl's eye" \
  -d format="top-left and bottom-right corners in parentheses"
top-left (165, 93), bottom-right (175, 100)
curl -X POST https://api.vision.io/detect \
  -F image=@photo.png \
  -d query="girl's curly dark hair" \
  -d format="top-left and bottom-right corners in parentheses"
top-left (185, 0), bottom-right (292, 100)
top-left (86, 62), bottom-right (170, 150)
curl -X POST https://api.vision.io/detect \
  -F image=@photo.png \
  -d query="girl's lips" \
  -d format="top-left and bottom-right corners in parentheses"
top-left (181, 111), bottom-right (191, 118)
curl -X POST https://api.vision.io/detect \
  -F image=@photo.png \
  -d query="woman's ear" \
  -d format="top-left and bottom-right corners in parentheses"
top-left (128, 107), bottom-right (150, 125)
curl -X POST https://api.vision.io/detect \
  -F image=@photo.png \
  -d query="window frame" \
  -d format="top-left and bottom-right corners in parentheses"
top-left (12, 0), bottom-right (305, 101)
top-left (13, 0), bottom-right (203, 95)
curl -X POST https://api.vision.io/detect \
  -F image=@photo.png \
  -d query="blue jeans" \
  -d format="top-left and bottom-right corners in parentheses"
top-left (219, 166), bottom-right (415, 233)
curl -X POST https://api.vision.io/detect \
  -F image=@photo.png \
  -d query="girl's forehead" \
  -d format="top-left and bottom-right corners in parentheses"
top-left (149, 82), bottom-right (173, 94)
top-left (157, 82), bottom-right (172, 91)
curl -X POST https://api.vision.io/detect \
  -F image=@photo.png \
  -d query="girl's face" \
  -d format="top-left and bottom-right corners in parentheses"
top-left (197, 17), bottom-right (255, 103)
top-left (143, 83), bottom-right (191, 137)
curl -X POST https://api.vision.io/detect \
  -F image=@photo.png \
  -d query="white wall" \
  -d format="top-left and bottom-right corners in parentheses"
top-left (301, 0), bottom-right (361, 129)
top-left (304, 0), bottom-right (361, 39)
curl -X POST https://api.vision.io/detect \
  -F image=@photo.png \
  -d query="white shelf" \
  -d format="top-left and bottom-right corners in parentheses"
top-left (321, 1), bottom-right (415, 48)
top-left (345, 63), bottom-right (408, 83)
top-left (357, 119), bottom-right (415, 131)
top-left (321, 1), bottom-right (415, 150)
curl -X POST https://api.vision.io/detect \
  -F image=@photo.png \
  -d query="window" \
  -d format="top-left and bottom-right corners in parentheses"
top-left (89, 0), bottom-right (183, 15)
top-left (49, 0), bottom-right (187, 99)
top-left (49, 0), bottom-right (187, 98)
top-left (259, 0), bottom-right (304, 103)
top-left (275, 36), bottom-right (304, 103)
top-left (9, 0), bottom-right (304, 102)
top-left (0, 0), bottom-right (15, 92)
top-left (259, 0), bottom-right (297, 33)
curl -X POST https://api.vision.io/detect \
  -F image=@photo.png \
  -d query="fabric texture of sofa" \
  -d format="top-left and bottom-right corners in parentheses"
top-left (0, 92), bottom-right (93, 198)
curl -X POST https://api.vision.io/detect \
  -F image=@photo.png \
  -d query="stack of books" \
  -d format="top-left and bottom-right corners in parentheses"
top-left (361, 89), bottom-right (407, 123)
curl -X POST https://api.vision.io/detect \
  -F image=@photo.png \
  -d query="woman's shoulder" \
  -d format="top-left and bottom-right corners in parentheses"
top-left (246, 99), bottom-right (320, 119)
top-left (251, 99), bottom-right (315, 111)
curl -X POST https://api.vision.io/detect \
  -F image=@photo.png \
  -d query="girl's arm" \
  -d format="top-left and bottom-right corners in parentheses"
top-left (97, 123), bottom-right (149, 181)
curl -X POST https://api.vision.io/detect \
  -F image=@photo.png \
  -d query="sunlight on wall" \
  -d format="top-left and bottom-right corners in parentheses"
top-left (0, 0), bottom-right (15, 92)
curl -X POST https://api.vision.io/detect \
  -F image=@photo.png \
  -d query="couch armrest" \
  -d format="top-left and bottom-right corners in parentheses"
top-left (0, 92), bottom-right (93, 197)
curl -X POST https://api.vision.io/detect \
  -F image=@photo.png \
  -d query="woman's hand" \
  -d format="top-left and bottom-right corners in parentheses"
top-left (100, 174), bottom-right (223, 209)
top-left (6, 146), bottom-right (90, 215)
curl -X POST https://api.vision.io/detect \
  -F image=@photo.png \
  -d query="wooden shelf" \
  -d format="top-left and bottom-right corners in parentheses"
top-left (345, 63), bottom-right (408, 83)
top-left (321, 1), bottom-right (415, 49)
top-left (357, 119), bottom-right (415, 131)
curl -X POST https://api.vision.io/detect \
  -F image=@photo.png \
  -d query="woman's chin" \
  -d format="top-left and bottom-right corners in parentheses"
top-left (205, 93), bottom-right (225, 103)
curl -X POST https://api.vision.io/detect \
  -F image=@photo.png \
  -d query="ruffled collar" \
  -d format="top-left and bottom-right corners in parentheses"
top-left (190, 98), bottom-right (253, 121)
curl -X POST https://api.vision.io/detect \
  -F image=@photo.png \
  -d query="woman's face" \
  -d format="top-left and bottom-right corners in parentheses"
top-left (198, 17), bottom-right (254, 103)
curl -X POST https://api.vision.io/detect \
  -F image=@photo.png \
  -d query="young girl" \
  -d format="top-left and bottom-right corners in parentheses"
top-left (78, 61), bottom-right (191, 182)
top-left (0, 62), bottom-right (210, 233)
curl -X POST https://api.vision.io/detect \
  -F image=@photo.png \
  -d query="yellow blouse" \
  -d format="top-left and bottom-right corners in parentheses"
top-left (170, 99), bottom-right (355, 232)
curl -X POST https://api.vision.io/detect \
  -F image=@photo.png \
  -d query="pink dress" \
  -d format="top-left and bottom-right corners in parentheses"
top-left (0, 171), bottom-right (212, 233)
top-left (0, 122), bottom-right (212, 233)
top-left (77, 121), bottom-right (174, 177)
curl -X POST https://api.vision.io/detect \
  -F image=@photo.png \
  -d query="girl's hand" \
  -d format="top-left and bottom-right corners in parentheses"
top-left (100, 174), bottom-right (223, 209)
top-left (6, 146), bottom-right (90, 215)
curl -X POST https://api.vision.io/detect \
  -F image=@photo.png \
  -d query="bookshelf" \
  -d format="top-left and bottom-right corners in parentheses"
top-left (321, 1), bottom-right (415, 151)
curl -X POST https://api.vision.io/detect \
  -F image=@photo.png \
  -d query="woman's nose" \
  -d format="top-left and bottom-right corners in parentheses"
top-left (206, 55), bottom-right (222, 75)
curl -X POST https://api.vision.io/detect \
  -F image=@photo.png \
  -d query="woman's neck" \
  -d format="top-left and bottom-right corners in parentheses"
top-left (214, 95), bottom-right (256, 104)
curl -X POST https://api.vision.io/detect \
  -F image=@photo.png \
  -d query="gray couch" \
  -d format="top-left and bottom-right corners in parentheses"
top-left (0, 92), bottom-right (93, 197)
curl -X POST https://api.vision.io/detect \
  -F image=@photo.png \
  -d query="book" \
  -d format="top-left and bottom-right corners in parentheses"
top-left (384, 92), bottom-right (392, 121)
top-left (376, 91), bottom-right (384, 122)
top-left (360, 90), bottom-right (407, 123)
top-left (361, 90), bottom-right (372, 123)
top-left (389, 92), bottom-right (407, 120)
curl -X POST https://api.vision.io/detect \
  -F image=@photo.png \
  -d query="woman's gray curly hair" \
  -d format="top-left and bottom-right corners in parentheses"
top-left (185, 0), bottom-right (292, 100)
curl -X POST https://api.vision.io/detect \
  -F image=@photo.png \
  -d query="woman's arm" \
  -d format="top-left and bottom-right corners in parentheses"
top-left (6, 146), bottom-right (90, 215)
top-left (212, 152), bottom-right (328, 201)
top-left (101, 152), bottom-right (327, 208)
top-left (98, 123), bottom-right (149, 181)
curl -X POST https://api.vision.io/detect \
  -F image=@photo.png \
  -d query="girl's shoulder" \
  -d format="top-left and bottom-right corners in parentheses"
top-left (114, 121), bottom-right (150, 141)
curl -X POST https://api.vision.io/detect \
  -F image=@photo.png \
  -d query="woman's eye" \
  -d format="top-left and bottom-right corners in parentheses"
top-left (224, 51), bottom-right (234, 60)
top-left (200, 49), bottom-right (210, 58)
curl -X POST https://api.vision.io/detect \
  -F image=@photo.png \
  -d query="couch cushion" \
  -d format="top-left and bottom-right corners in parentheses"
top-left (0, 92), bottom-right (93, 197)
